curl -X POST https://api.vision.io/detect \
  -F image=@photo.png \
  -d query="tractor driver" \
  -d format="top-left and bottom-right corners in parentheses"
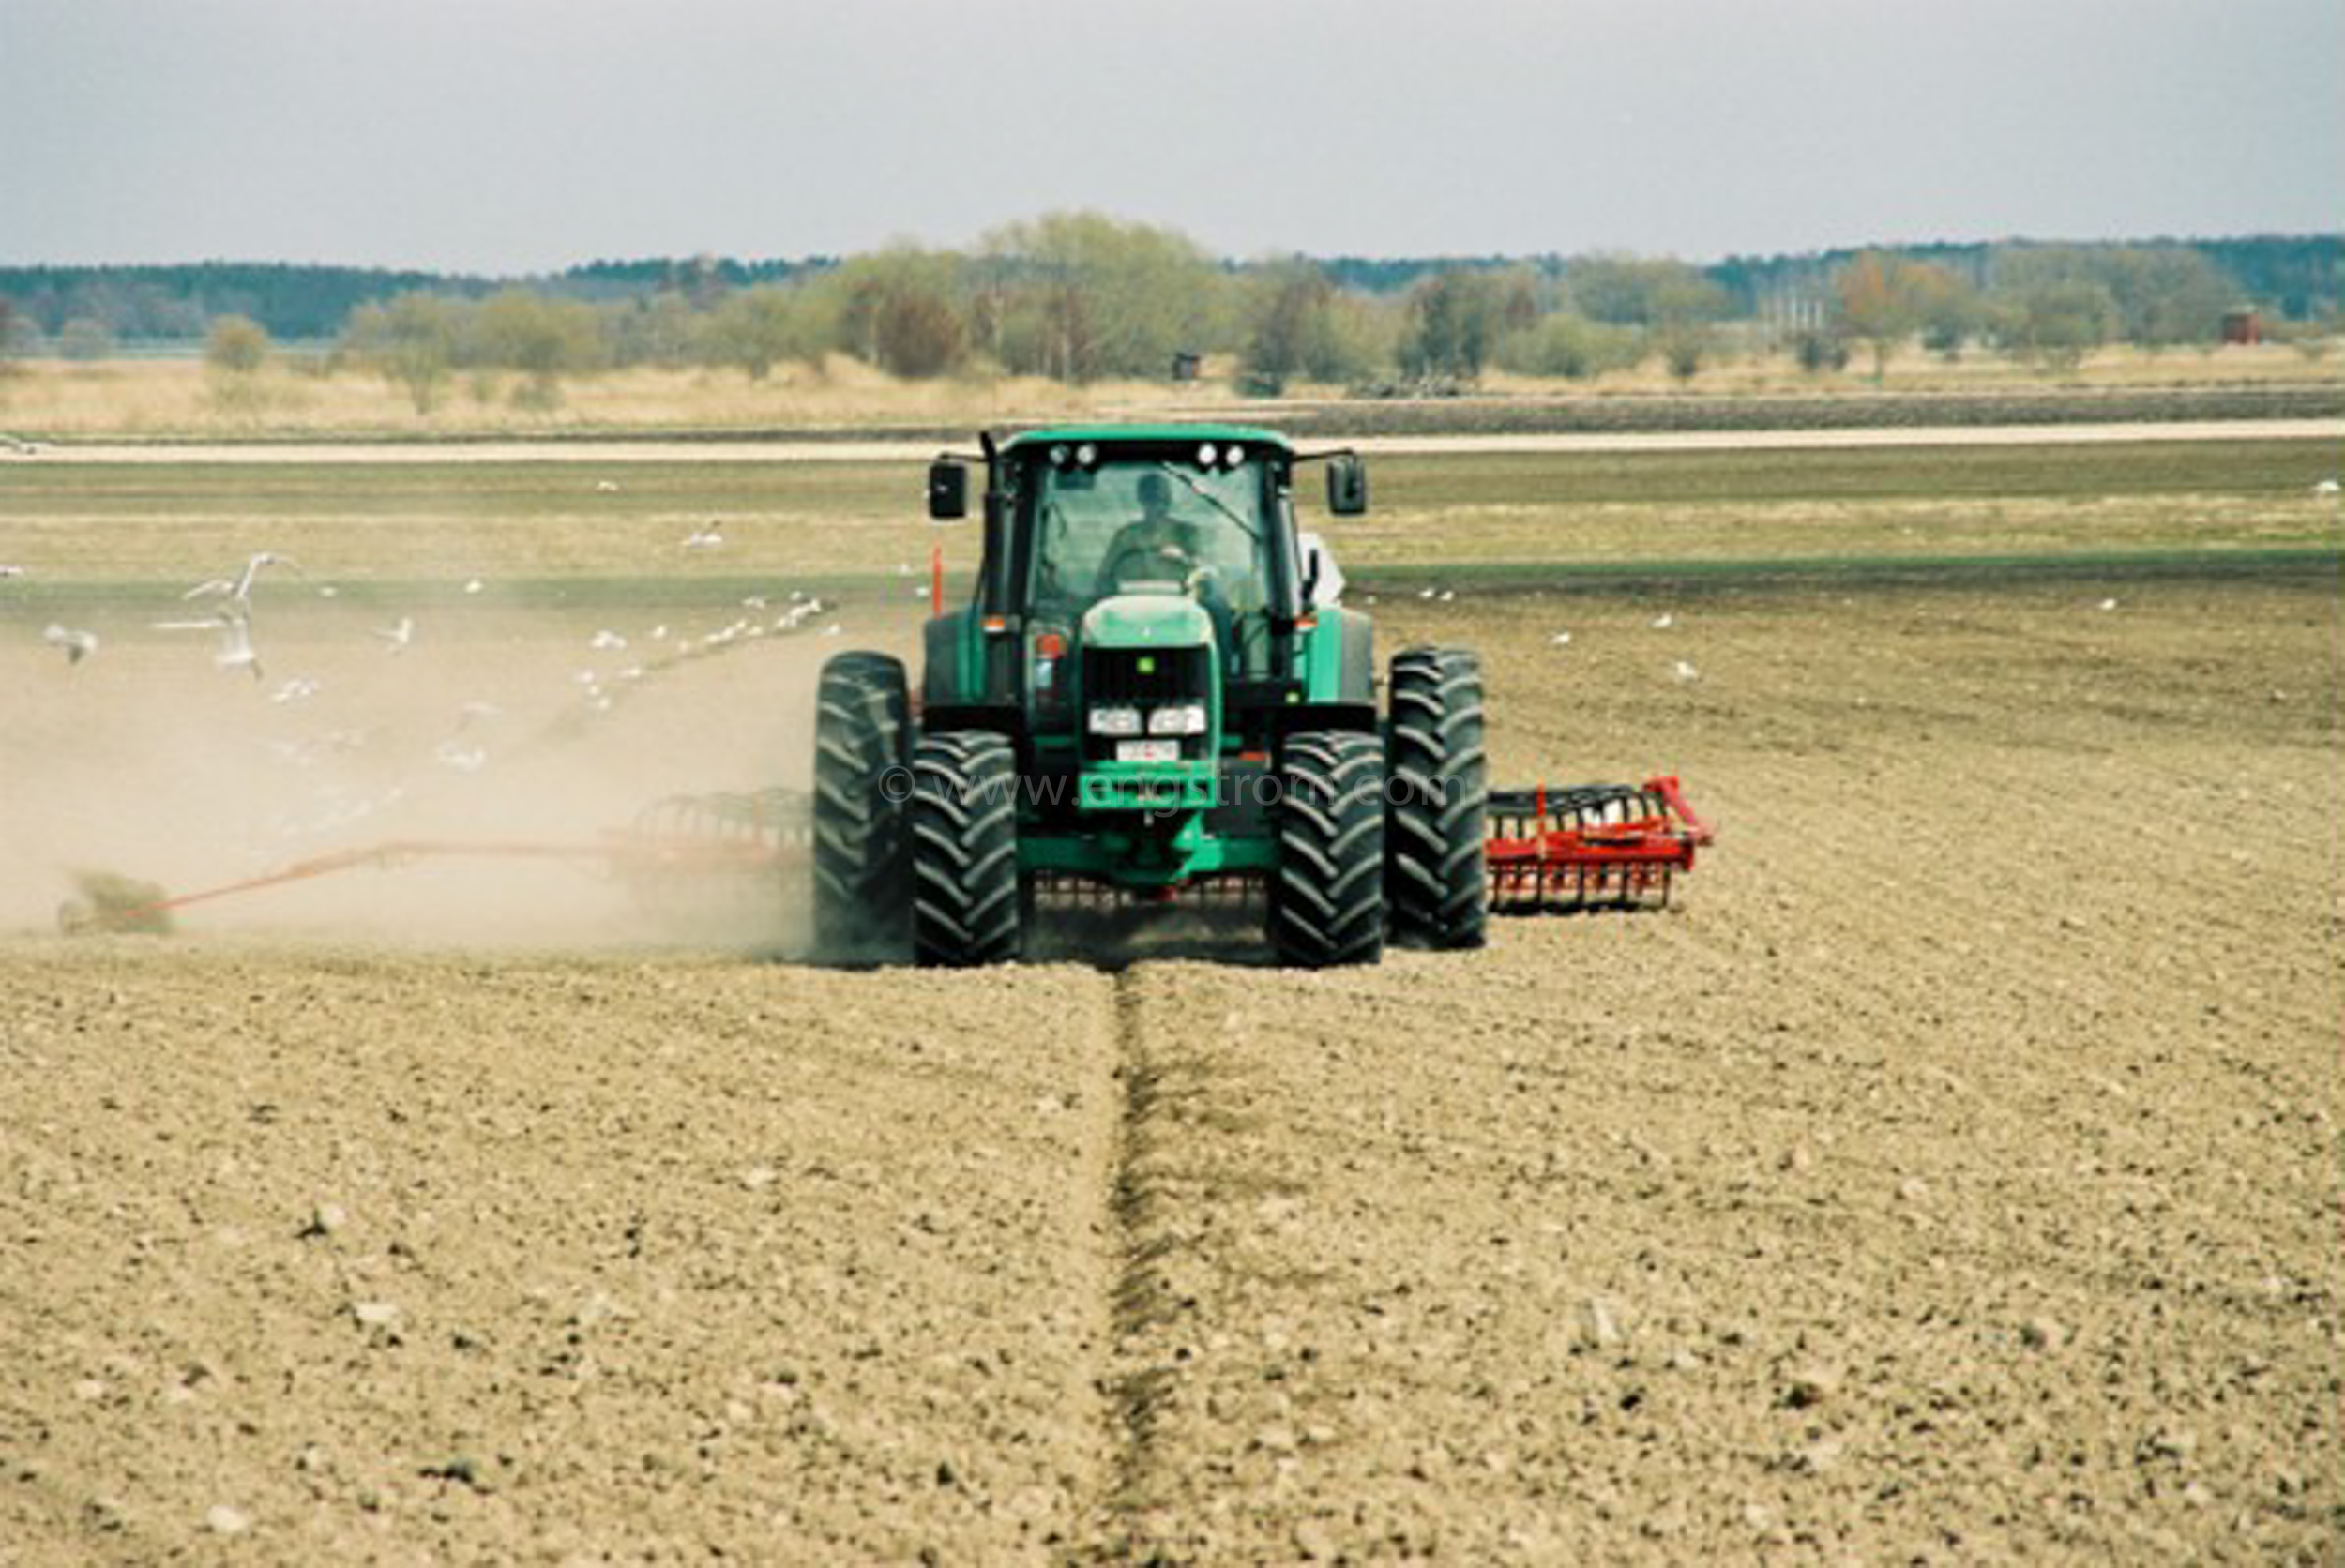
top-left (1095, 472), bottom-right (1203, 596)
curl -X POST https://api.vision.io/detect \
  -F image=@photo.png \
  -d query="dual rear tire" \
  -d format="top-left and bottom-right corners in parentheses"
top-left (909, 731), bottom-right (1022, 967)
top-left (1385, 646), bottom-right (1490, 951)
top-left (811, 653), bottom-right (911, 958)
top-left (1267, 646), bottom-right (1488, 967)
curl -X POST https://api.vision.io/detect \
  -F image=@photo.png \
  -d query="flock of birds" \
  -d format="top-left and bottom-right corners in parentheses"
top-left (7, 521), bottom-right (850, 847)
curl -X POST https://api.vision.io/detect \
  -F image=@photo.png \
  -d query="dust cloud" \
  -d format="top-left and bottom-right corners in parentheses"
top-left (1, 598), bottom-right (847, 951)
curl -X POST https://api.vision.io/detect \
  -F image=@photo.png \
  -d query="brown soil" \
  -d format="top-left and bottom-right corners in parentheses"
top-left (3, 575), bottom-right (2340, 1561)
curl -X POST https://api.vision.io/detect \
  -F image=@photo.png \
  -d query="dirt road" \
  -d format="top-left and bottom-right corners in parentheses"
top-left (3, 577), bottom-right (2340, 1560)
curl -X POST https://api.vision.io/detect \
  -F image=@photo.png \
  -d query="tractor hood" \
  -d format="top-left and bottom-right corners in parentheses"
top-left (1081, 593), bottom-right (1214, 651)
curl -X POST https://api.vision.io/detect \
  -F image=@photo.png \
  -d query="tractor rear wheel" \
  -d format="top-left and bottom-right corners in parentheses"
top-left (1385, 646), bottom-right (1489, 950)
top-left (1270, 731), bottom-right (1386, 968)
top-left (812, 651), bottom-right (911, 957)
top-left (910, 731), bottom-right (1022, 967)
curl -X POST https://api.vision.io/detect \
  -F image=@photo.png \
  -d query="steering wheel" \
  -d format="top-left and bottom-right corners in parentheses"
top-left (1103, 539), bottom-right (1196, 592)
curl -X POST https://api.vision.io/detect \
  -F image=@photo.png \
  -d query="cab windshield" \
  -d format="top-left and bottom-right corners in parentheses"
top-left (1027, 456), bottom-right (1274, 622)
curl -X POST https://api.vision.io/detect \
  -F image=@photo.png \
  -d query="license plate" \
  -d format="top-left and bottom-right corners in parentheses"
top-left (1116, 739), bottom-right (1180, 763)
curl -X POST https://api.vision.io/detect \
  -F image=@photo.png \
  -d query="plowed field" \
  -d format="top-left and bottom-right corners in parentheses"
top-left (4, 457), bottom-right (2341, 1560)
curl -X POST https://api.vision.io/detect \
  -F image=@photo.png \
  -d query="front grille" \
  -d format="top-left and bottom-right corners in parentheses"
top-left (1082, 644), bottom-right (1210, 704)
top-left (1082, 645), bottom-right (1212, 763)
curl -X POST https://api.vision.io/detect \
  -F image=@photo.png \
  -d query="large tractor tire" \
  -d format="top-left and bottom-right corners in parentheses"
top-left (811, 651), bottom-right (911, 957)
top-left (1270, 731), bottom-right (1386, 968)
top-left (910, 731), bottom-right (1022, 967)
top-left (1385, 646), bottom-right (1490, 950)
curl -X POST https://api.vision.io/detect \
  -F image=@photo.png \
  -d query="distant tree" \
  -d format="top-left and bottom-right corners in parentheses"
top-left (821, 249), bottom-right (968, 378)
top-left (1788, 326), bottom-right (1852, 375)
top-left (1493, 311), bottom-right (1644, 380)
top-left (475, 289), bottom-right (602, 384)
top-left (344, 293), bottom-right (464, 413)
top-left (1236, 259), bottom-right (1380, 392)
top-left (1835, 252), bottom-right (1914, 382)
top-left (1988, 249), bottom-right (2120, 369)
top-left (979, 212), bottom-right (1216, 382)
top-left (1909, 264), bottom-right (1983, 356)
top-left (1564, 254), bottom-right (1724, 327)
top-left (1399, 269), bottom-right (1509, 381)
top-left (1647, 264), bottom-right (1731, 384)
top-left (0, 298), bottom-right (26, 371)
top-left (204, 314), bottom-right (270, 375)
top-left (57, 317), bottom-right (115, 361)
top-left (2098, 246), bottom-right (2235, 347)
top-left (698, 284), bottom-right (824, 381)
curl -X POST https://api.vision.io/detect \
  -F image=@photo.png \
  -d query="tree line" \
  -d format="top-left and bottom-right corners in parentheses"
top-left (2, 220), bottom-right (2336, 406)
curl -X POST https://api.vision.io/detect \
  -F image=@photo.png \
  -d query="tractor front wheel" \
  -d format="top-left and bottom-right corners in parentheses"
top-left (1270, 731), bottom-right (1386, 968)
top-left (910, 731), bottom-right (1022, 967)
top-left (811, 651), bottom-right (911, 958)
top-left (1385, 646), bottom-right (1490, 950)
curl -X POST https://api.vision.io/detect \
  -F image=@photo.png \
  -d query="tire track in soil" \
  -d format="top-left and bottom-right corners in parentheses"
top-left (1086, 964), bottom-right (1182, 1563)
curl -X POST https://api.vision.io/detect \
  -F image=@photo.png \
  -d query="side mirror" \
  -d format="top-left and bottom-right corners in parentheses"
top-left (928, 460), bottom-right (969, 521)
top-left (1325, 454), bottom-right (1369, 517)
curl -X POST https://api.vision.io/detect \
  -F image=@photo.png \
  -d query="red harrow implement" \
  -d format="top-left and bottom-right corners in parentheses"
top-left (1486, 776), bottom-right (1715, 913)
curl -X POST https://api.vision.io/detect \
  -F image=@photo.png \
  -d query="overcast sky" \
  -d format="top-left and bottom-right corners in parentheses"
top-left (3, 0), bottom-right (2337, 273)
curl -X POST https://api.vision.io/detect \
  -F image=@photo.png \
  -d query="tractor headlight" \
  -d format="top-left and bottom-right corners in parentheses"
top-left (1087, 705), bottom-right (1142, 738)
top-left (1147, 703), bottom-right (1207, 737)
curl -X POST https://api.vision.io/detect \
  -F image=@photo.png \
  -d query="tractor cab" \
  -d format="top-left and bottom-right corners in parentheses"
top-left (922, 428), bottom-right (1367, 742)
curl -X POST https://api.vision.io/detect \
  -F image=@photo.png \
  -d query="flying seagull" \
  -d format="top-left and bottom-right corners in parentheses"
top-left (42, 624), bottom-right (98, 664)
top-left (185, 551), bottom-right (299, 605)
top-left (154, 606), bottom-right (265, 679)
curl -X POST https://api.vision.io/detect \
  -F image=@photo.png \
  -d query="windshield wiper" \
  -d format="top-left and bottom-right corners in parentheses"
top-left (1154, 463), bottom-right (1261, 543)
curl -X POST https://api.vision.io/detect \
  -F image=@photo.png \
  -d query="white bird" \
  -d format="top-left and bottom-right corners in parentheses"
top-left (1672, 659), bottom-right (1701, 683)
top-left (1550, 631), bottom-right (1573, 647)
top-left (212, 615), bottom-right (262, 677)
top-left (0, 565), bottom-right (24, 579)
top-left (2315, 478), bottom-right (2340, 496)
top-left (463, 579), bottom-right (485, 596)
top-left (1436, 589), bottom-right (1456, 603)
top-left (185, 550), bottom-right (298, 605)
top-left (649, 625), bottom-right (670, 641)
top-left (433, 741), bottom-right (489, 773)
top-left (153, 606), bottom-right (265, 679)
top-left (742, 595), bottom-right (767, 610)
top-left (317, 585), bottom-right (340, 598)
top-left (683, 523), bottom-right (724, 550)
top-left (374, 616), bottom-right (415, 653)
top-left (1651, 613), bottom-right (1676, 630)
top-left (822, 624), bottom-right (842, 637)
top-left (590, 629), bottom-right (628, 651)
top-left (269, 677), bottom-right (322, 704)
top-left (2096, 597), bottom-right (2120, 612)
top-left (41, 623), bottom-right (98, 664)
top-left (1417, 586), bottom-right (1435, 599)
top-left (595, 479), bottom-right (620, 494)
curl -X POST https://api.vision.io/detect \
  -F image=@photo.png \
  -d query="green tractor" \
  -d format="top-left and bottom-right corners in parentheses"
top-left (811, 425), bottom-right (1488, 968)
